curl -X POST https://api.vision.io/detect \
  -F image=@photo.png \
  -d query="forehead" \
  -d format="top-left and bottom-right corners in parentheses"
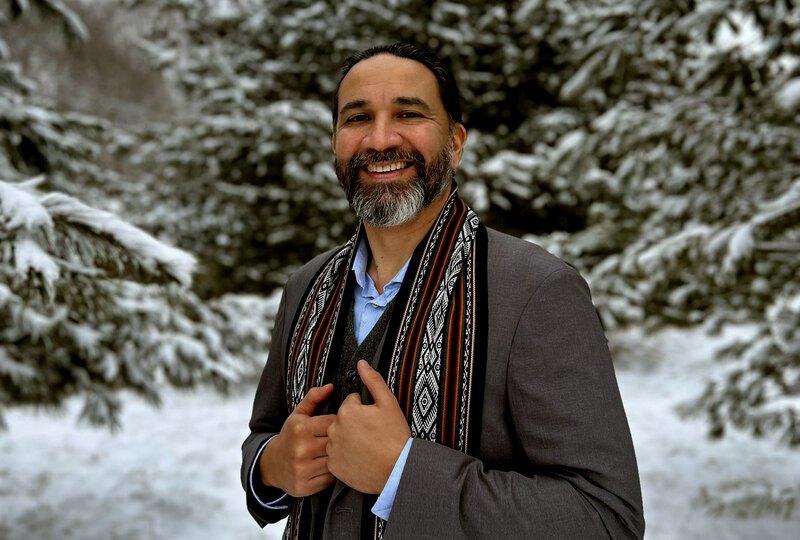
top-left (338, 54), bottom-right (443, 110)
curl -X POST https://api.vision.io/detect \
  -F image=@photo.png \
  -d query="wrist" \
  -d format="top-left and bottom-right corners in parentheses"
top-left (258, 434), bottom-right (281, 488)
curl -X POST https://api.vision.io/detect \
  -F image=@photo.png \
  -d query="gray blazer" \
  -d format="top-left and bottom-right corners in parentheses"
top-left (242, 227), bottom-right (645, 539)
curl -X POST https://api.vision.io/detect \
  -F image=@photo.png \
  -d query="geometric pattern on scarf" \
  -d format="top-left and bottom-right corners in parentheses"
top-left (283, 191), bottom-right (487, 540)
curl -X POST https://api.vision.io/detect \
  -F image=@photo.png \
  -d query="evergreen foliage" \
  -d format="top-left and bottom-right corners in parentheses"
top-left (1, 0), bottom-right (798, 445)
top-left (0, 1), bottom-right (274, 428)
top-left (0, 178), bottom-right (276, 429)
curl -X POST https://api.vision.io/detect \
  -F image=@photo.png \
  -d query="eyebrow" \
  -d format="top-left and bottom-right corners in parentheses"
top-left (338, 96), bottom-right (434, 117)
top-left (394, 96), bottom-right (433, 113)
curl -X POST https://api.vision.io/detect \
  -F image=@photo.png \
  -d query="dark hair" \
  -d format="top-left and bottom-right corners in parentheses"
top-left (332, 42), bottom-right (463, 129)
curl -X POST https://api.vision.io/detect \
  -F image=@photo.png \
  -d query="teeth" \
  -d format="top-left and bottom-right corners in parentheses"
top-left (366, 161), bottom-right (409, 173)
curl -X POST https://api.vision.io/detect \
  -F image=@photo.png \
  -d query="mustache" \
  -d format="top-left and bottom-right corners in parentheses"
top-left (346, 149), bottom-right (426, 169)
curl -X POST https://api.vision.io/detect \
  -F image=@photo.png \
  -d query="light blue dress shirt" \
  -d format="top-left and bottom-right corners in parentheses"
top-left (251, 237), bottom-right (413, 521)
top-left (351, 237), bottom-right (409, 343)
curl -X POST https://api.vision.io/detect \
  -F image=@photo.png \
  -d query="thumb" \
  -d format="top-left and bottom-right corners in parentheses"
top-left (357, 360), bottom-right (394, 406)
top-left (293, 383), bottom-right (333, 416)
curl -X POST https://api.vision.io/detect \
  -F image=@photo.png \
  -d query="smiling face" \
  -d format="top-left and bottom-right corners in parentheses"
top-left (332, 54), bottom-right (467, 227)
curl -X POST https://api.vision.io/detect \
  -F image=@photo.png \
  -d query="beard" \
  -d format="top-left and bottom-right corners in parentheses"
top-left (335, 145), bottom-right (454, 228)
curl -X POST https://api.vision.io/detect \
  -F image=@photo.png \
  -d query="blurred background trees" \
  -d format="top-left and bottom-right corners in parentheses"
top-left (0, 0), bottom-right (274, 428)
top-left (1, 0), bottom-right (798, 445)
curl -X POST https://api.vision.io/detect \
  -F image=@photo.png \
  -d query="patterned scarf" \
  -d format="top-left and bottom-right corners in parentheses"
top-left (284, 190), bottom-right (488, 540)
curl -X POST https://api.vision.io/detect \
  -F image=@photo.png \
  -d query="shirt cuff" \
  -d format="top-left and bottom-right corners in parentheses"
top-left (371, 437), bottom-right (413, 521)
top-left (249, 435), bottom-right (290, 510)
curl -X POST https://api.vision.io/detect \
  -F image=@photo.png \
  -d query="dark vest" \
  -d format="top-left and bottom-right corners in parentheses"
top-left (332, 298), bottom-right (395, 406)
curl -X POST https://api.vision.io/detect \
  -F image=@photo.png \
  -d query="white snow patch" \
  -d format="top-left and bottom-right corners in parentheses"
top-left (722, 223), bottom-right (755, 274)
top-left (613, 326), bottom-right (800, 539)
top-left (13, 237), bottom-right (60, 284)
top-left (0, 180), bottom-right (53, 233)
top-left (211, 0), bottom-right (240, 21)
top-left (66, 322), bottom-right (104, 353)
top-left (0, 349), bottom-right (36, 381)
top-left (777, 78), bottom-right (800, 110)
top-left (41, 193), bottom-right (196, 287)
top-left (1, 328), bottom-right (798, 539)
top-left (636, 223), bottom-right (712, 272)
top-left (715, 11), bottom-right (769, 58)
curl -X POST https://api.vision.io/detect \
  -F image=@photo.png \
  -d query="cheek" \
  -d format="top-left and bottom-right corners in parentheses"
top-left (333, 147), bottom-right (350, 162)
top-left (332, 132), bottom-right (358, 158)
top-left (332, 135), bottom-right (349, 159)
top-left (420, 134), bottom-right (453, 162)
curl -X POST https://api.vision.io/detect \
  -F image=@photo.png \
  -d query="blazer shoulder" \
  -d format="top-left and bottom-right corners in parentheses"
top-left (485, 227), bottom-right (579, 294)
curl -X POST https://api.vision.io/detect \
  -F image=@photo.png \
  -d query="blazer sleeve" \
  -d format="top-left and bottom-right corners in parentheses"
top-left (385, 267), bottom-right (645, 539)
top-left (241, 286), bottom-right (296, 527)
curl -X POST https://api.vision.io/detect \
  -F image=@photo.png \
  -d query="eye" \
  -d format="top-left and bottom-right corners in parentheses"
top-left (345, 114), bottom-right (370, 123)
top-left (399, 111), bottom-right (423, 119)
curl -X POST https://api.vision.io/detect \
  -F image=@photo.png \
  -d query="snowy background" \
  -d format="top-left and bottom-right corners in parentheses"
top-left (1, 0), bottom-right (799, 538)
top-left (2, 328), bottom-right (799, 539)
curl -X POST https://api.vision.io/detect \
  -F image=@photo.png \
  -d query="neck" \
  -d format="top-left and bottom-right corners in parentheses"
top-left (363, 189), bottom-right (451, 293)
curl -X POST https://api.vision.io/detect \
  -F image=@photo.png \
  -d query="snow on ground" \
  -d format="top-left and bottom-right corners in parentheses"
top-left (0, 386), bottom-right (284, 540)
top-left (1, 327), bottom-right (798, 539)
top-left (613, 327), bottom-right (800, 539)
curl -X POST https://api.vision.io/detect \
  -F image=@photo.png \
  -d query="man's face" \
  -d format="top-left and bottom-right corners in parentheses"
top-left (332, 54), bottom-right (467, 227)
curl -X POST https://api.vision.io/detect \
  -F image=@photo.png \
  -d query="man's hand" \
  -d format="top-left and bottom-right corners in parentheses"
top-left (259, 384), bottom-right (336, 498)
top-left (326, 360), bottom-right (412, 494)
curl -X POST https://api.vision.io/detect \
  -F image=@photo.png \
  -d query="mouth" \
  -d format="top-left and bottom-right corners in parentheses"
top-left (364, 161), bottom-right (413, 173)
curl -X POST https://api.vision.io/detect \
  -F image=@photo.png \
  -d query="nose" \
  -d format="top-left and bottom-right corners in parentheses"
top-left (362, 116), bottom-right (403, 151)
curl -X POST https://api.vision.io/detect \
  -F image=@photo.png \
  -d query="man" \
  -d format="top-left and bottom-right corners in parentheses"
top-left (242, 43), bottom-right (645, 539)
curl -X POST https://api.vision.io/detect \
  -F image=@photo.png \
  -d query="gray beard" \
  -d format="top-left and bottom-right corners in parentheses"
top-left (336, 145), bottom-right (454, 228)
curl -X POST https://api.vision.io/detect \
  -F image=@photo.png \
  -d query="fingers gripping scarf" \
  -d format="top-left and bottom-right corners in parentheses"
top-left (284, 191), bottom-right (487, 539)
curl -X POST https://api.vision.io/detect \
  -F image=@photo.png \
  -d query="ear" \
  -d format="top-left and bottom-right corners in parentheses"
top-left (449, 123), bottom-right (468, 170)
top-left (331, 132), bottom-right (337, 153)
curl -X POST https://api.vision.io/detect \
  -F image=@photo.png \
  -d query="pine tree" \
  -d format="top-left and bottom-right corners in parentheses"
top-left (0, 178), bottom-right (276, 428)
top-left (0, 0), bottom-right (275, 428)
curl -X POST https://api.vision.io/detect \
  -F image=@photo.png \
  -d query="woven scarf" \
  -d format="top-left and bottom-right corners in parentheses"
top-left (284, 190), bottom-right (488, 540)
